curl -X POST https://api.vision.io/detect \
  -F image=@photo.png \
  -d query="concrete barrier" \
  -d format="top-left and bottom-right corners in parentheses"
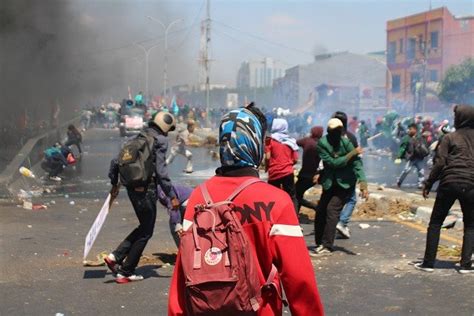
top-left (0, 117), bottom-right (80, 198)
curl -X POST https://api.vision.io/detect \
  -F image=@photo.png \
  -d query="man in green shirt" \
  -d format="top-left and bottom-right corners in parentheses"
top-left (311, 118), bottom-right (369, 256)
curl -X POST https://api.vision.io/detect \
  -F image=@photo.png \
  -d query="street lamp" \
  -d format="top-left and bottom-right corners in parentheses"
top-left (134, 43), bottom-right (160, 101)
top-left (146, 16), bottom-right (183, 100)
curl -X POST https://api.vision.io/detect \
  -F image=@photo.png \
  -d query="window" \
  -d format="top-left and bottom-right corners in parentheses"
top-left (392, 74), bottom-right (401, 93)
top-left (407, 38), bottom-right (416, 60)
top-left (399, 39), bottom-right (404, 54)
top-left (430, 70), bottom-right (438, 82)
top-left (388, 41), bottom-right (396, 64)
top-left (430, 31), bottom-right (439, 49)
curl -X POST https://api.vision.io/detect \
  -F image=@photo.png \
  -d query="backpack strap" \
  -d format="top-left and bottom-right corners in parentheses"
top-left (226, 178), bottom-right (263, 201)
top-left (259, 264), bottom-right (288, 307)
top-left (199, 177), bottom-right (263, 206)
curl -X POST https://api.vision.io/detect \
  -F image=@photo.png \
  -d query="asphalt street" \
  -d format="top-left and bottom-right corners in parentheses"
top-left (1, 128), bottom-right (472, 315)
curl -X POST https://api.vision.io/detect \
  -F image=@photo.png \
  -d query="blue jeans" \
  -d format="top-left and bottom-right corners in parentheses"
top-left (398, 158), bottom-right (425, 187)
top-left (339, 189), bottom-right (357, 226)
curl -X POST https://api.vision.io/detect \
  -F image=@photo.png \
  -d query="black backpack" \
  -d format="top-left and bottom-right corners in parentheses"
top-left (118, 131), bottom-right (155, 188)
top-left (413, 138), bottom-right (430, 158)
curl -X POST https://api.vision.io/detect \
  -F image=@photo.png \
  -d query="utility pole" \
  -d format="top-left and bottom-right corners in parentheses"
top-left (200, 0), bottom-right (211, 127)
top-left (135, 43), bottom-right (160, 101)
top-left (146, 16), bottom-right (183, 102)
top-left (419, 0), bottom-right (432, 114)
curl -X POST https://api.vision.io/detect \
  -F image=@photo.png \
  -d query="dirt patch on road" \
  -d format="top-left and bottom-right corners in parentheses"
top-left (355, 198), bottom-right (412, 220)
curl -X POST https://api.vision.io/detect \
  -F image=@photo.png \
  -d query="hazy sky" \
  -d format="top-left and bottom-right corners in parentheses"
top-left (26, 0), bottom-right (472, 93)
top-left (158, 0), bottom-right (473, 87)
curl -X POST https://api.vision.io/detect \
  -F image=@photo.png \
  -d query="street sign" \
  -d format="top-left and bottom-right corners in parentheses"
top-left (84, 194), bottom-right (112, 259)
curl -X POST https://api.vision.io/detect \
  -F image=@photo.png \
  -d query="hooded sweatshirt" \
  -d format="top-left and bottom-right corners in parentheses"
top-left (297, 126), bottom-right (324, 179)
top-left (425, 105), bottom-right (474, 190)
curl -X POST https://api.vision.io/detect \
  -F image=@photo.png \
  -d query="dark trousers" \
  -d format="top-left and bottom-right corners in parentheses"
top-left (295, 176), bottom-right (318, 213)
top-left (423, 183), bottom-right (474, 269)
top-left (269, 173), bottom-right (298, 214)
top-left (41, 159), bottom-right (63, 177)
top-left (113, 189), bottom-right (157, 275)
top-left (314, 185), bottom-right (353, 249)
top-left (65, 139), bottom-right (82, 153)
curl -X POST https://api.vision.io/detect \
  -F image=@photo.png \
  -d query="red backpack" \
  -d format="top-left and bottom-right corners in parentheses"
top-left (178, 178), bottom-right (282, 315)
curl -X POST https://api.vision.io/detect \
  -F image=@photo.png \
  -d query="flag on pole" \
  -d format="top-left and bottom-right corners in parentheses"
top-left (171, 96), bottom-right (179, 116)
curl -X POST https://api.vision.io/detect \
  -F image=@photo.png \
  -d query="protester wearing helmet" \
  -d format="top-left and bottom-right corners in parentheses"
top-left (105, 111), bottom-right (179, 284)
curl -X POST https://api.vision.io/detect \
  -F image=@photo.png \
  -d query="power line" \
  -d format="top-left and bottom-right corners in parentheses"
top-left (212, 19), bottom-right (313, 57)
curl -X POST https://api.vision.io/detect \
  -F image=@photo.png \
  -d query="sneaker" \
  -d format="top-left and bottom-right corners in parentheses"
top-left (104, 254), bottom-right (118, 275)
top-left (49, 176), bottom-right (62, 182)
top-left (336, 223), bottom-right (351, 239)
top-left (115, 273), bottom-right (130, 284)
top-left (183, 169), bottom-right (193, 174)
top-left (458, 267), bottom-right (474, 274)
top-left (115, 273), bottom-right (144, 284)
top-left (414, 262), bottom-right (434, 272)
top-left (310, 245), bottom-right (332, 257)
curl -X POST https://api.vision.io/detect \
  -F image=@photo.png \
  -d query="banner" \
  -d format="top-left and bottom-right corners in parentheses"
top-left (84, 194), bottom-right (111, 259)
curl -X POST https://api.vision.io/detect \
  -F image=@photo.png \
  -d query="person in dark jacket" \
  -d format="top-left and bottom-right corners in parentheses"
top-left (295, 126), bottom-right (323, 213)
top-left (396, 123), bottom-right (427, 188)
top-left (65, 124), bottom-right (83, 155)
top-left (415, 105), bottom-right (474, 274)
top-left (312, 118), bottom-right (368, 256)
top-left (105, 111), bottom-right (180, 284)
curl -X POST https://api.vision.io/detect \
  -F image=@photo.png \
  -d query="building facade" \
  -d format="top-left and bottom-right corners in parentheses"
top-left (387, 7), bottom-right (474, 111)
top-left (272, 52), bottom-right (387, 117)
top-left (236, 57), bottom-right (286, 89)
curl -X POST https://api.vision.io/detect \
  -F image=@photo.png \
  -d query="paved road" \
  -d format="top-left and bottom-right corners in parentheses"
top-left (1, 128), bottom-right (471, 315)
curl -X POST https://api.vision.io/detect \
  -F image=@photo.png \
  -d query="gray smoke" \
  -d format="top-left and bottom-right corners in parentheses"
top-left (0, 0), bottom-right (194, 128)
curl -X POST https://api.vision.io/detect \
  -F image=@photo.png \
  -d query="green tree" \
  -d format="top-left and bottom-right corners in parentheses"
top-left (439, 58), bottom-right (474, 105)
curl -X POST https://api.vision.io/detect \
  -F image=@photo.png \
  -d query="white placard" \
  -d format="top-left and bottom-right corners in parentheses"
top-left (84, 194), bottom-right (111, 259)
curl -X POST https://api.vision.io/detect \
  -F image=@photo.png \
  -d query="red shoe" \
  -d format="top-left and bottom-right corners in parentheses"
top-left (115, 274), bottom-right (131, 284)
top-left (104, 256), bottom-right (118, 275)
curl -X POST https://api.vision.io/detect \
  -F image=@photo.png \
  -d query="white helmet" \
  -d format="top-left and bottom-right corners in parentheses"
top-left (152, 111), bottom-right (176, 133)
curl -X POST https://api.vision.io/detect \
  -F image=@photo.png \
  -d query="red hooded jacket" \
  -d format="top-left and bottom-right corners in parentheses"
top-left (168, 174), bottom-right (324, 316)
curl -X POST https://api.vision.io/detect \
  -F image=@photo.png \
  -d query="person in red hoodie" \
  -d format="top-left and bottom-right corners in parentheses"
top-left (168, 104), bottom-right (324, 316)
top-left (265, 118), bottom-right (299, 213)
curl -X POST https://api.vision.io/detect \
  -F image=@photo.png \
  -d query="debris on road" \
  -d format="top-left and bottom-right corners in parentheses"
top-left (32, 204), bottom-right (48, 210)
top-left (83, 251), bottom-right (108, 267)
top-left (359, 223), bottom-right (371, 229)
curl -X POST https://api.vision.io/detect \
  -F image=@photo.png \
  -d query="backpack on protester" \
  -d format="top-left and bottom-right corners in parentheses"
top-left (178, 178), bottom-right (286, 316)
top-left (413, 138), bottom-right (430, 158)
top-left (117, 131), bottom-right (155, 188)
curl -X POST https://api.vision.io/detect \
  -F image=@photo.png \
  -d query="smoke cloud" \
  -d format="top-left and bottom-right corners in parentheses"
top-left (0, 0), bottom-right (194, 128)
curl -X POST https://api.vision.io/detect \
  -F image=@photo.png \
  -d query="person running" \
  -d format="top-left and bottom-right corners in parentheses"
top-left (166, 119), bottom-right (195, 173)
top-left (105, 112), bottom-right (180, 284)
top-left (295, 125), bottom-right (323, 213)
top-left (415, 105), bottom-right (474, 274)
top-left (396, 123), bottom-right (429, 189)
top-left (168, 105), bottom-right (324, 315)
top-left (312, 118), bottom-right (368, 256)
top-left (65, 124), bottom-right (83, 155)
top-left (265, 118), bottom-right (299, 213)
top-left (333, 111), bottom-right (360, 239)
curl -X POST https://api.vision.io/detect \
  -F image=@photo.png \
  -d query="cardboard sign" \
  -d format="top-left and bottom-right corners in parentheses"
top-left (84, 194), bottom-right (111, 259)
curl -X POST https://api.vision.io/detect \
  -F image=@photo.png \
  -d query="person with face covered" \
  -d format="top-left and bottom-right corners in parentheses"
top-left (415, 105), bottom-right (474, 274)
top-left (168, 105), bottom-right (324, 315)
top-left (312, 118), bottom-right (368, 256)
top-left (265, 118), bottom-right (299, 213)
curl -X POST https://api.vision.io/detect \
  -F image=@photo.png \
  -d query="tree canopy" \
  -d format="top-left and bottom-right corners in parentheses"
top-left (439, 58), bottom-right (474, 105)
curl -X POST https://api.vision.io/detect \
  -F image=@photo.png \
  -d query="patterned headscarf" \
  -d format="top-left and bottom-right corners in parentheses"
top-left (219, 108), bottom-right (264, 168)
